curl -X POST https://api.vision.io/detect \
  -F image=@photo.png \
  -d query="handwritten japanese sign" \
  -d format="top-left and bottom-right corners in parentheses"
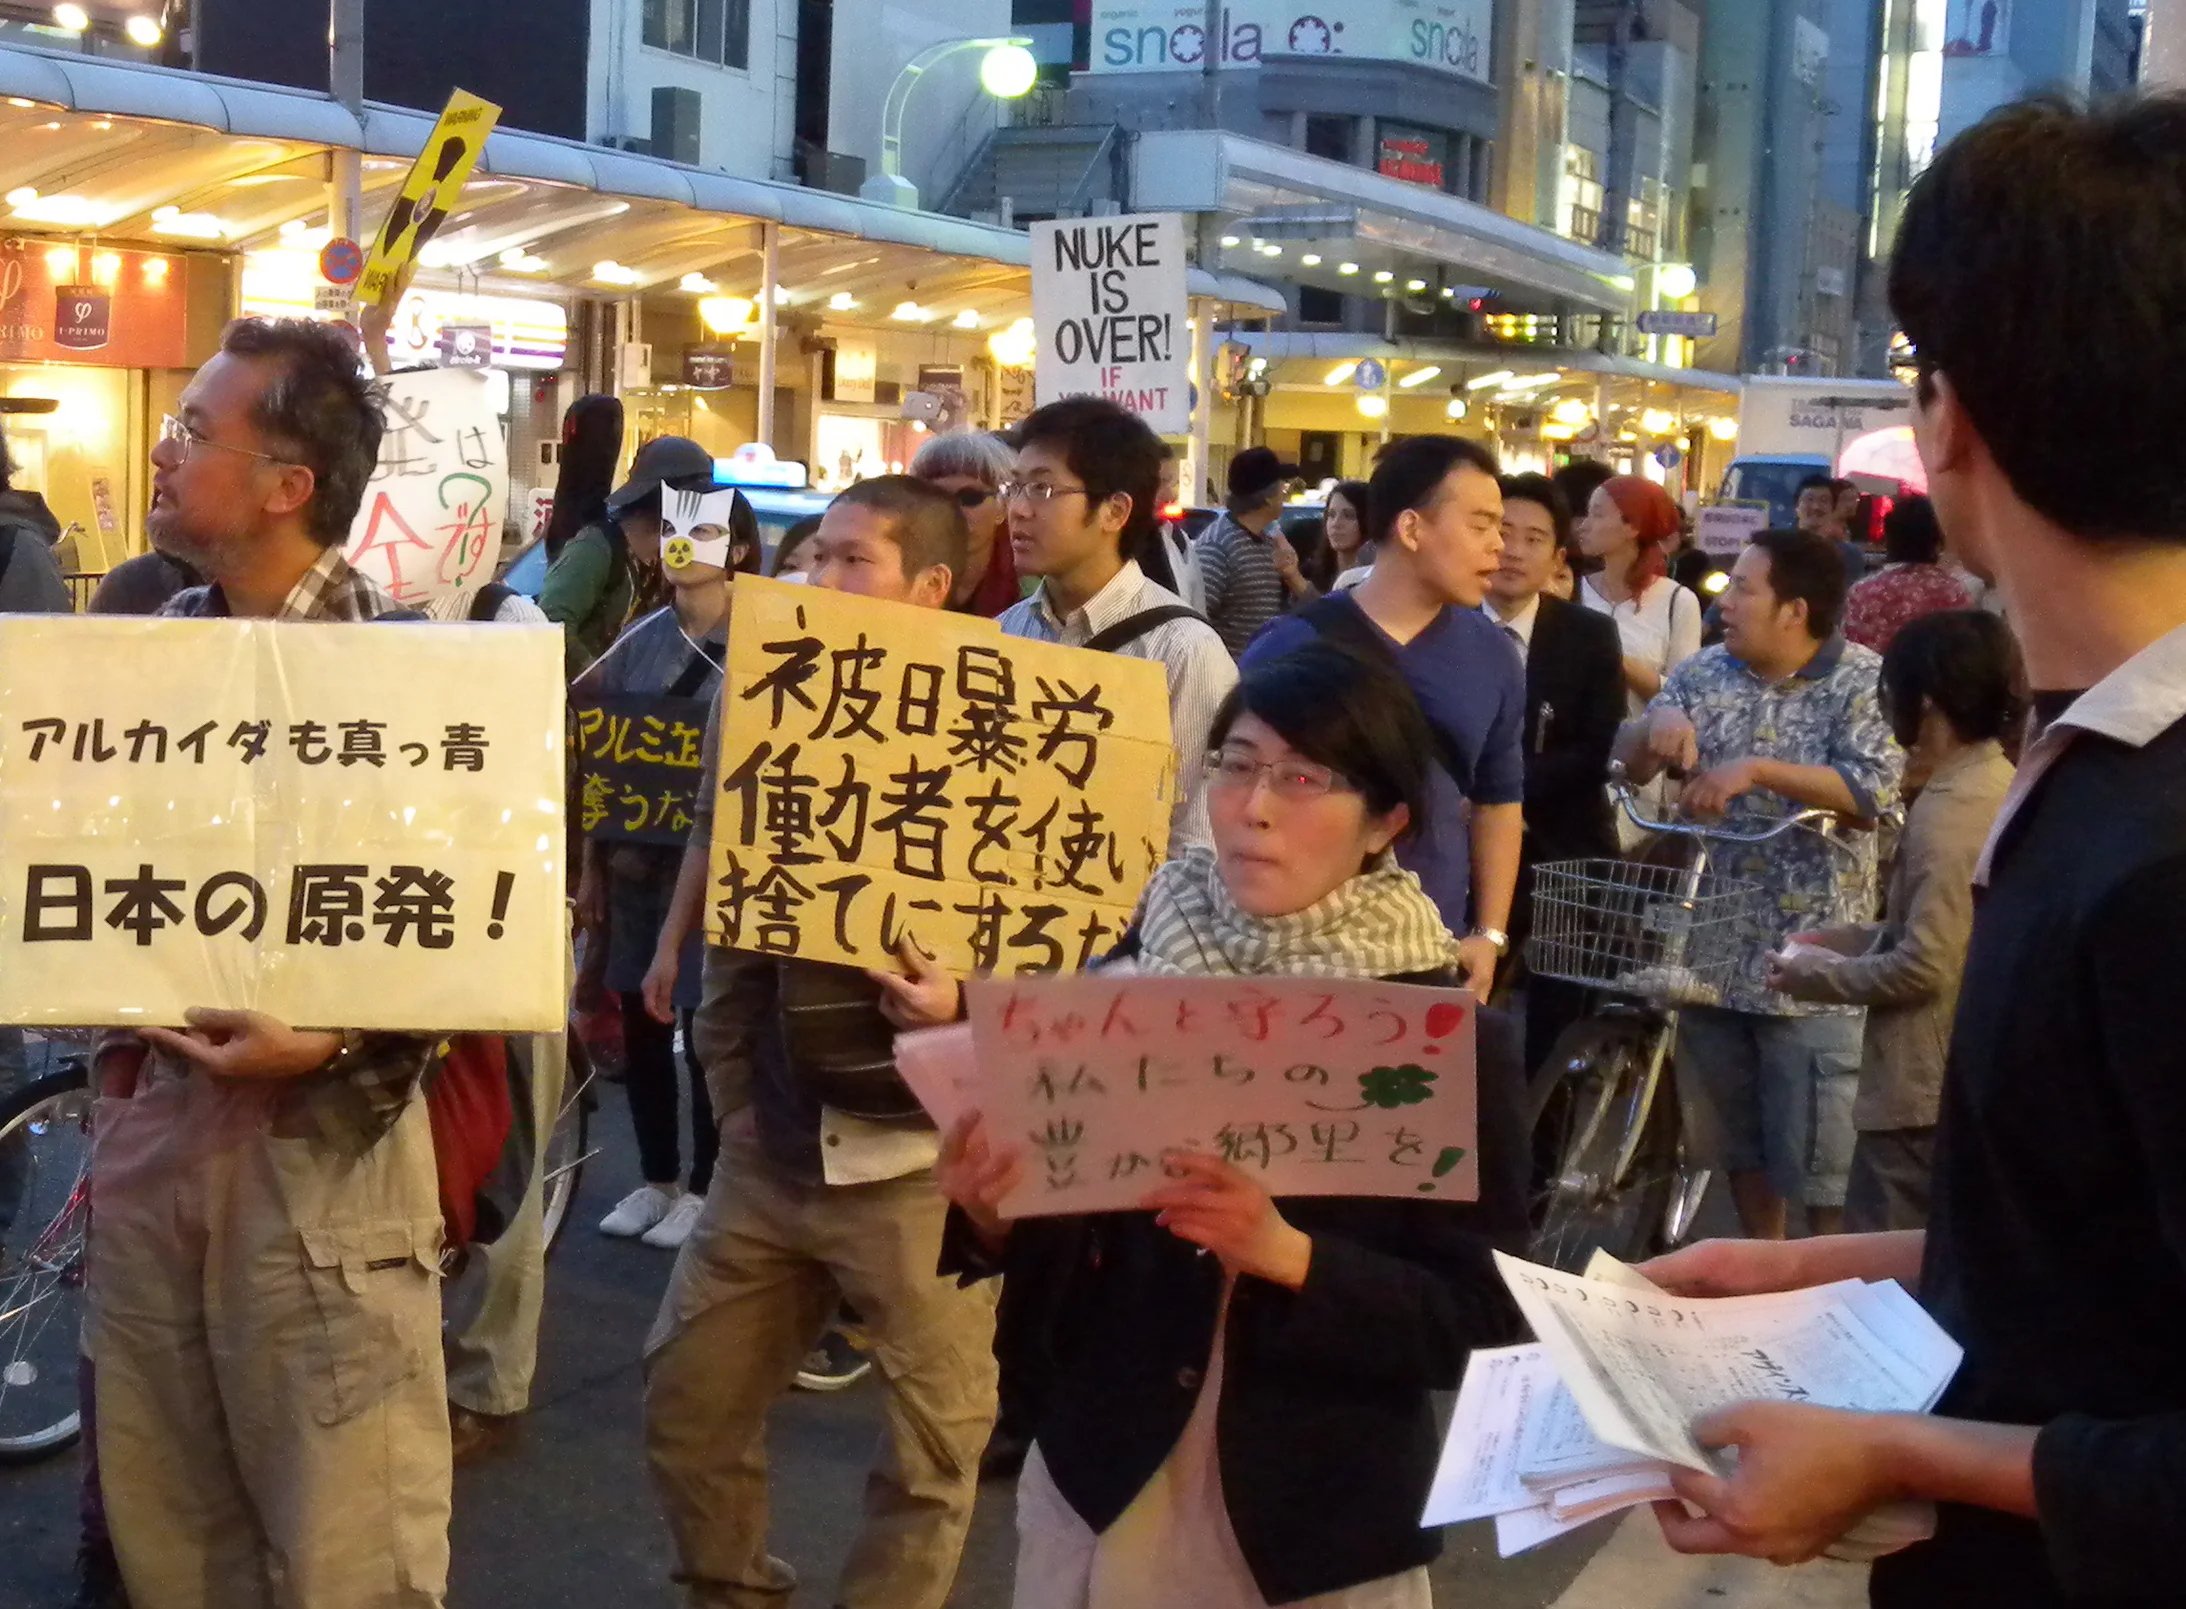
top-left (572, 693), bottom-right (709, 847)
top-left (709, 575), bottom-right (1177, 976)
top-left (343, 369), bottom-right (509, 607)
top-left (966, 975), bottom-right (1480, 1217)
top-left (0, 618), bottom-right (565, 1032)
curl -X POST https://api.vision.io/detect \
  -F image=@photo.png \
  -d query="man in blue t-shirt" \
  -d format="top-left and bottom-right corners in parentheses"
top-left (1244, 435), bottom-right (1524, 999)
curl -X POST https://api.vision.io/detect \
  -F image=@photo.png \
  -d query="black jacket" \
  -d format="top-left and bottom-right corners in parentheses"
top-left (1519, 595), bottom-right (1625, 867)
top-left (946, 993), bottom-right (1530, 1606)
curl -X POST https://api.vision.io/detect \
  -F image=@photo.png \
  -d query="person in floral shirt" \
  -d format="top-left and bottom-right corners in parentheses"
top-left (1843, 494), bottom-right (1972, 651)
top-left (1616, 528), bottom-right (1903, 1241)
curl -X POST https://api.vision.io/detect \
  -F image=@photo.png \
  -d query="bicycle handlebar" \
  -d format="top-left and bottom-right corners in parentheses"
top-left (1606, 761), bottom-right (1848, 847)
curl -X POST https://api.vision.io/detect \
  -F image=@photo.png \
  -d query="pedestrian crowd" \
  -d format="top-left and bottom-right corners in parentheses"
top-left (10, 89), bottom-right (2186, 1609)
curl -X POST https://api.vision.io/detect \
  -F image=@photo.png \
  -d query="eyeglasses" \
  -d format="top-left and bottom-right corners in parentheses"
top-left (998, 480), bottom-right (1091, 506)
top-left (159, 414), bottom-right (292, 468)
top-left (949, 486), bottom-right (995, 509)
top-left (1203, 749), bottom-right (1355, 801)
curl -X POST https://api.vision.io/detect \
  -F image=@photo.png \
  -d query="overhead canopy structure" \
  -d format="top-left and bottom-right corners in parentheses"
top-left (0, 43), bottom-right (1286, 330)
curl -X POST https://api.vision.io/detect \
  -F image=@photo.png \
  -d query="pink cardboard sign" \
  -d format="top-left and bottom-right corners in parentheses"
top-left (893, 1022), bottom-right (976, 1131)
top-left (966, 975), bottom-right (1479, 1218)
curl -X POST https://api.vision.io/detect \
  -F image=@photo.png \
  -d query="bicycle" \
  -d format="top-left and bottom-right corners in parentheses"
top-left (0, 1056), bottom-right (92, 1464)
top-left (1522, 768), bottom-right (1847, 1271)
top-left (539, 1027), bottom-right (597, 1254)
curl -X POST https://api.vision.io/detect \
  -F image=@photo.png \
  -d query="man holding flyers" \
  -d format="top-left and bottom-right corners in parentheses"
top-left (1642, 98), bottom-right (2186, 1607)
top-left (642, 476), bottom-right (1001, 1609)
top-left (88, 318), bottom-right (451, 1608)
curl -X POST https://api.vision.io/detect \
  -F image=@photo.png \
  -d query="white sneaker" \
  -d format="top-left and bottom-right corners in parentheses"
top-left (599, 1184), bottom-right (678, 1238)
top-left (641, 1190), bottom-right (706, 1249)
top-left (638, 1189), bottom-right (703, 1250)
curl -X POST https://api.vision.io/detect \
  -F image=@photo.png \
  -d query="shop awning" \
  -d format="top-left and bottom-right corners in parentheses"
top-left (1130, 130), bottom-right (1634, 315)
top-left (1234, 331), bottom-right (1739, 398)
top-left (0, 43), bottom-right (1286, 329)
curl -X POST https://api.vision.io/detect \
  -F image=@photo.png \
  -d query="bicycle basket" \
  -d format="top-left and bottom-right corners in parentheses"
top-left (1526, 858), bottom-right (1770, 1006)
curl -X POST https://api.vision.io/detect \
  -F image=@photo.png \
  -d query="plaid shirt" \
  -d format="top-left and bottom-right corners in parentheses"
top-left (99, 547), bottom-right (441, 1152)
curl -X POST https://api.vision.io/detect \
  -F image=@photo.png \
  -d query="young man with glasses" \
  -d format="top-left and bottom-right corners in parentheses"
top-left (997, 397), bottom-right (1237, 852)
top-left (93, 319), bottom-right (454, 1608)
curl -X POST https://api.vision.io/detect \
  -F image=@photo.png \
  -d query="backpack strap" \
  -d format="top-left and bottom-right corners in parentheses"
top-left (1083, 604), bottom-right (1204, 655)
top-left (466, 581), bottom-right (515, 622)
top-left (1299, 594), bottom-right (1472, 793)
top-left (665, 637), bottom-right (727, 699)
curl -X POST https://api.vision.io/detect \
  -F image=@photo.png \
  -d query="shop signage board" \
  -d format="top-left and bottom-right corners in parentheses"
top-left (357, 89), bottom-right (502, 308)
top-left (438, 322), bottom-right (494, 368)
top-left (1089, 1), bottom-right (1491, 84)
top-left (344, 368), bottom-right (509, 607)
top-left (0, 238), bottom-right (188, 369)
top-left (1637, 309), bottom-right (1718, 339)
top-left (959, 973), bottom-right (1480, 1217)
top-left (708, 575), bottom-right (1176, 978)
top-left (684, 348), bottom-right (738, 388)
top-left (1377, 124), bottom-right (1448, 188)
top-left (1031, 211), bottom-right (1190, 434)
top-left (0, 616), bottom-right (565, 1032)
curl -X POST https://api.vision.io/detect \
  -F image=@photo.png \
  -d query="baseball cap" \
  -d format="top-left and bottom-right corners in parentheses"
top-left (606, 435), bottom-right (717, 513)
top-left (1227, 445), bottom-right (1299, 503)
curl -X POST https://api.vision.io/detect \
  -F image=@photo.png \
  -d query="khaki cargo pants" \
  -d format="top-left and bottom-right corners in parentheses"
top-left (89, 1072), bottom-right (450, 1609)
top-left (643, 1123), bottom-right (999, 1609)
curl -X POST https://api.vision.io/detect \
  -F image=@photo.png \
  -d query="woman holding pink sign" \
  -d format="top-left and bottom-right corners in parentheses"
top-left (938, 640), bottom-right (1530, 1609)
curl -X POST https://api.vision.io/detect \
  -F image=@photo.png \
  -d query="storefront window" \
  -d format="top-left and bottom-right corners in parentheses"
top-left (0, 361), bottom-right (139, 571)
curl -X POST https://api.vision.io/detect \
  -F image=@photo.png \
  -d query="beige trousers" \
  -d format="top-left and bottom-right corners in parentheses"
top-left (642, 1123), bottom-right (999, 1609)
top-left (88, 1073), bottom-right (450, 1609)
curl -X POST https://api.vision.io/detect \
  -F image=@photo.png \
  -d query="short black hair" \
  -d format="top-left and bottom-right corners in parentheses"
top-left (218, 317), bottom-right (386, 545)
top-left (1880, 609), bottom-right (2024, 748)
top-left (1550, 458), bottom-right (1614, 520)
top-left (830, 474), bottom-right (969, 583)
top-left (1208, 640), bottom-right (1433, 841)
top-left (1499, 472), bottom-right (1573, 549)
top-left (1882, 494), bottom-right (1945, 566)
top-left (1014, 396), bottom-right (1163, 557)
top-left (1796, 474), bottom-right (1835, 499)
top-left (1747, 528), bottom-right (1850, 639)
top-left (771, 515), bottom-right (821, 576)
top-left (1365, 435), bottom-right (1500, 547)
top-left (1891, 94), bottom-right (2186, 542)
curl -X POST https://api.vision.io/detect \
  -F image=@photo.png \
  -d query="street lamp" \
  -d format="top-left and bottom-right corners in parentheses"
top-left (859, 36), bottom-right (1039, 211)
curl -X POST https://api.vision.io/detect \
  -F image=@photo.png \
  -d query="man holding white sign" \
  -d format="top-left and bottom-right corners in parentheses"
top-left (80, 320), bottom-right (479, 1609)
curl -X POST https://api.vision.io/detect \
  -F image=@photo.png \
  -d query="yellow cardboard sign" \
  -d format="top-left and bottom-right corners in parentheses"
top-left (356, 89), bottom-right (502, 308)
top-left (0, 617), bottom-right (566, 1031)
top-left (709, 575), bottom-right (1177, 976)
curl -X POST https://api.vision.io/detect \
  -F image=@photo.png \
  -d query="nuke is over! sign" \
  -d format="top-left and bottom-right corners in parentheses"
top-left (1031, 212), bottom-right (1190, 435)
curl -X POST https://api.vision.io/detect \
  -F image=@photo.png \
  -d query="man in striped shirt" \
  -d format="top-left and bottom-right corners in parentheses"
top-left (1195, 445), bottom-right (1317, 657)
top-left (997, 398), bottom-right (1237, 851)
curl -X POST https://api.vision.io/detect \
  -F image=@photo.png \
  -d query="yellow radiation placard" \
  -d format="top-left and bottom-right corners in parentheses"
top-left (356, 89), bottom-right (503, 308)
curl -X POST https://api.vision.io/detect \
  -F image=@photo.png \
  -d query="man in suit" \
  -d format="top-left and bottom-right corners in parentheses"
top-left (1486, 473), bottom-right (1627, 1075)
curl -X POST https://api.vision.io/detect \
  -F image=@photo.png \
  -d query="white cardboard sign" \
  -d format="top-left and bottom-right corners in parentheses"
top-left (1031, 212), bottom-right (1190, 433)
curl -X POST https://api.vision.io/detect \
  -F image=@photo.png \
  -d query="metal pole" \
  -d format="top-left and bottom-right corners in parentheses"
top-left (328, 0), bottom-right (364, 241)
top-left (757, 221), bottom-right (781, 449)
top-left (1188, 298), bottom-right (1214, 506)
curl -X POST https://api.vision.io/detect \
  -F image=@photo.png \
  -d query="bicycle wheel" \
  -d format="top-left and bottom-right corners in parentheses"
top-left (539, 1029), bottom-right (595, 1256)
top-left (0, 1061), bottom-right (92, 1464)
top-left (1526, 1015), bottom-right (1687, 1272)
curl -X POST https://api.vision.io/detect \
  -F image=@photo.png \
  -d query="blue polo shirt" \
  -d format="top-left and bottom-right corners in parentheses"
top-left (1245, 596), bottom-right (1526, 933)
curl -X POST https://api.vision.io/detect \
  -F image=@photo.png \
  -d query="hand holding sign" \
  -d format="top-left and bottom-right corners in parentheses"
top-left (1142, 1150), bottom-right (1314, 1288)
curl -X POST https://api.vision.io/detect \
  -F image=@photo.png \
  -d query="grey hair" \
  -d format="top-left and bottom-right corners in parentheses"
top-left (911, 430), bottom-right (1016, 490)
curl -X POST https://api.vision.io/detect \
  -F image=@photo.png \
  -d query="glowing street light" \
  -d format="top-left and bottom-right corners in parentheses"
top-left (860, 37), bottom-right (1039, 210)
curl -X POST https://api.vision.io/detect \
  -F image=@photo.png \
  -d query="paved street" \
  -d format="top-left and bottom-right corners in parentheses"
top-left (0, 1105), bottom-right (1866, 1609)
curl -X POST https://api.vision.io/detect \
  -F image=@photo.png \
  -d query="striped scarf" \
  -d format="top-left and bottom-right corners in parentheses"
top-left (1129, 845), bottom-right (1459, 980)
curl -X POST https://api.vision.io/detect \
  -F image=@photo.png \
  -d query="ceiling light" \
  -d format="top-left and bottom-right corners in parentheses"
top-left (279, 218), bottom-right (309, 238)
top-left (1441, 286), bottom-right (1457, 298)
top-left (1641, 407), bottom-right (1677, 434)
top-left (1220, 234), bottom-right (1240, 248)
top-left (89, 118), bottom-right (110, 130)
top-left (1337, 262), bottom-right (1359, 276)
top-left (5, 99), bottom-right (35, 110)
top-left (1300, 253), bottom-right (1321, 266)
top-left (1500, 373), bottom-right (1564, 392)
top-left (1550, 398), bottom-right (1592, 426)
top-left (124, 13), bottom-right (162, 45)
top-left (1405, 278), bottom-right (1427, 292)
top-left (592, 260), bottom-right (639, 285)
top-left (150, 210), bottom-right (227, 240)
top-left (953, 308), bottom-right (981, 329)
top-left (1356, 394), bottom-right (1389, 419)
top-left (1323, 361), bottom-right (1359, 387)
top-left (892, 301), bottom-right (926, 321)
top-left (4, 186), bottom-right (34, 208)
top-left (1709, 416), bottom-right (1740, 442)
top-left (699, 295), bottom-right (756, 335)
top-left (988, 316), bottom-right (1036, 368)
top-left (680, 272), bottom-right (718, 294)
top-left (51, 4), bottom-right (88, 32)
top-left (1465, 369), bottom-right (1515, 391)
top-left (1445, 398), bottom-right (1468, 421)
top-left (1372, 269), bottom-right (1395, 284)
top-left (828, 291), bottom-right (856, 311)
top-left (1398, 365), bottom-right (1442, 389)
top-left (1259, 243), bottom-right (1281, 257)
top-left (498, 248), bottom-right (547, 273)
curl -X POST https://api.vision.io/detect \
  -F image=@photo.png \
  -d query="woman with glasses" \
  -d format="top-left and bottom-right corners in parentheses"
top-left (939, 641), bottom-right (1528, 1609)
top-left (913, 430), bottom-right (1021, 616)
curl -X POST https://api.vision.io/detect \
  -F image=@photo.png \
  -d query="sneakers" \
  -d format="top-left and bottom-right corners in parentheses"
top-left (794, 1327), bottom-right (873, 1392)
top-left (641, 1190), bottom-right (706, 1249)
top-left (598, 1183), bottom-right (678, 1238)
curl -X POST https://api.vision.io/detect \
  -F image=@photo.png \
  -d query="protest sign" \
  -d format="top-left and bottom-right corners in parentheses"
top-left (709, 575), bottom-right (1176, 976)
top-left (356, 89), bottom-right (501, 308)
top-left (0, 617), bottom-right (565, 1032)
top-left (1031, 212), bottom-right (1190, 433)
top-left (344, 368), bottom-right (509, 607)
top-left (964, 974), bottom-right (1480, 1217)
top-left (572, 693), bottom-right (711, 847)
top-left (1696, 501), bottom-right (1769, 558)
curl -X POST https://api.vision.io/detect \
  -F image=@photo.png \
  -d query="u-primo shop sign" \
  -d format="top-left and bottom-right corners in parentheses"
top-left (1031, 212), bottom-right (1191, 435)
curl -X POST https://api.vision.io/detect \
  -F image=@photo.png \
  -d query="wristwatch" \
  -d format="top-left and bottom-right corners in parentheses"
top-left (1470, 927), bottom-right (1510, 954)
